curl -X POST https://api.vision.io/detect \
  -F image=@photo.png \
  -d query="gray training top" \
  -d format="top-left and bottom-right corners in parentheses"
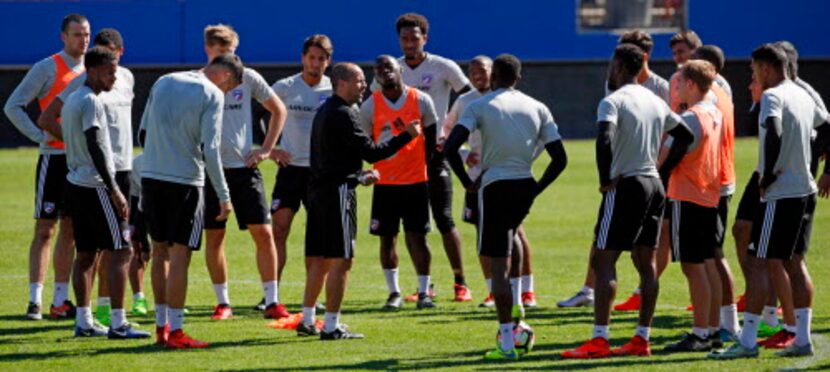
top-left (61, 85), bottom-right (114, 188)
top-left (272, 73), bottom-right (332, 167)
top-left (139, 71), bottom-right (229, 202)
top-left (220, 67), bottom-right (276, 168)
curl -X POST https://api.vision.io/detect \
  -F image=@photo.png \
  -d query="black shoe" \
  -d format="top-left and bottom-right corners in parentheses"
top-left (664, 332), bottom-right (712, 352)
top-left (709, 330), bottom-right (724, 349)
top-left (297, 322), bottom-right (320, 337)
top-left (416, 293), bottom-right (435, 309)
top-left (383, 292), bottom-right (402, 310)
top-left (320, 325), bottom-right (364, 340)
top-left (26, 302), bottom-right (42, 320)
top-left (253, 298), bottom-right (266, 311)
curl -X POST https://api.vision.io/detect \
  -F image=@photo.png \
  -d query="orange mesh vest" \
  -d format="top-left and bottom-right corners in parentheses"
top-left (712, 84), bottom-right (736, 188)
top-left (39, 54), bottom-right (83, 150)
top-left (667, 103), bottom-right (723, 207)
top-left (371, 88), bottom-right (427, 185)
top-left (669, 72), bottom-right (683, 113)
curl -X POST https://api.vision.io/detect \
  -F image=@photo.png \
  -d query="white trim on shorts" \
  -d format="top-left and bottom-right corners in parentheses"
top-left (596, 189), bottom-right (616, 250)
top-left (757, 200), bottom-right (776, 259)
top-left (188, 187), bottom-right (204, 248)
top-left (671, 199), bottom-right (681, 261)
top-left (34, 154), bottom-right (50, 218)
top-left (95, 187), bottom-right (124, 250)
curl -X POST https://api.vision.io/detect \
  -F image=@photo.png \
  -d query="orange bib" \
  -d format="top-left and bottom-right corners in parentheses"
top-left (667, 104), bottom-right (723, 207)
top-left (39, 54), bottom-right (83, 149)
top-left (371, 87), bottom-right (427, 185)
top-left (712, 84), bottom-right (736, 188)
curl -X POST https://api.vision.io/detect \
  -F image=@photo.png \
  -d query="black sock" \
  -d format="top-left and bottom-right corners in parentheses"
top-left (454, 275), bottom-right (466, 286)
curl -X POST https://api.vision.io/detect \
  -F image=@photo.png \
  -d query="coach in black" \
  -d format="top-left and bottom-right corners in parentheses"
top-left (300, 62), bottom-right (422, 340)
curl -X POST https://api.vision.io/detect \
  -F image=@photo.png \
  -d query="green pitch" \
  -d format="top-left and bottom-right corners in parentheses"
top-left (0, 138), bottom-right (828, 371)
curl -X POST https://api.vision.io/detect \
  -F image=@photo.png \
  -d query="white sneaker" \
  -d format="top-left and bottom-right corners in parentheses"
top-left (556, 290), bottom-right (594, 307)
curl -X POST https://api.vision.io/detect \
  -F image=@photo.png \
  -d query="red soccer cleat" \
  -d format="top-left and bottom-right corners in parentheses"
top-left (211, 304), bottom-right (233, 321)
top-left (611, 335), bottom-right (651, 356)
top-left (264, 303), bottom-right (290, 320)
top-left (686, 304), bottom-right (694, 311)
top-left (404, 285), bottom-right (436, 302)
top-left (561, 337), bottom-right (612, 359)
top-left (613, 293), bottom-right (641, 312)
top-left (156, 324), bottom-right (170, 345)
top-left (49, 300), bottom-right (76, 319)
top-left (521, 291), bottom-right (538, 307)
top-left (453, 284), bottom-right (472, 302)
top-left (736, 294), bottom-right (746, 312)
top-left (758, 329), bottom-right (796, 349)
top-left (166, 329), bottom-right (209, 349)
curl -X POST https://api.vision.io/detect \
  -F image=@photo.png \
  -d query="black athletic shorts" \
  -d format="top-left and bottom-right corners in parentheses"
top-left (305, 182), bottom-right (357, 259)
top-left (370, 182), bottom-right (431, 236)
top-left (593, 175), bottom-right (666, 251)
top-left (67, 183), bottom-right (130, 252)
top-left (478, 178), bottom-right (537, 258)
top-left (750, 194), bottom-right (815, 260)
top-left (715, 195), bottom-right (732, 248)
top-left (33, 153), bottom-right (68, 219)
top-left (205, 168), bottom-right (271, 230)
top-left (142, 178), bottom-right (204, 250)
top-left (669, 199), bottom-right (718, 263)
top-left (735, 172), bottom-right (760, 222)
top-left (129, 195), bottom-right (150, 252)
top-left (271, 165), bottom-right (310, 213)
top-left (428, 159), bottom-right (455, 233)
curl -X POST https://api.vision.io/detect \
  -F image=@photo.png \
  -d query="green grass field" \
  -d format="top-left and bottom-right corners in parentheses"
top-left (0, 138), bottom-right (828, 371)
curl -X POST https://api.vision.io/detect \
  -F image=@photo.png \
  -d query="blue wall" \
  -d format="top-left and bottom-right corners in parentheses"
top-left (1, 0), bottom-right (828, 65)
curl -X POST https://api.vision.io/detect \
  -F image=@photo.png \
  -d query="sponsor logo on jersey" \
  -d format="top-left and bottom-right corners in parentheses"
top-left (232, 88), bottom-right (244, 101)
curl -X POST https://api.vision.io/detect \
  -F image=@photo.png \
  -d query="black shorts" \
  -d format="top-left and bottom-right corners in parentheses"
top-left (142, 178), bottom-right (204, 250)
top-left (205, 168), bottom-right (271, 230)
top-left (750, 194), bottom-right (815, 260)
top-left (669, 200), bottom-right (718, 263)
top-left (67, 183), bottom-right (130, 252)
top-left (271, 165), bottom-right (310, 213)
top-left (428, 159), bottom-right (455, 233)
top-left (305, 183), bottom-right (357, 259)
top-left (594, 176), bottom-right (666, 251)
top-left (478, 178), bottom-right (537, 258)
top-left (715, 195), bottom-right (732, 248)
top-left (735, 172), bottom-right (760, 222)
top-left (129, 195), bottom-right (150, 252)
top-left (370, 183), bottom-right (430, 236)
top-left (33, 154), bottom-right (68, 219)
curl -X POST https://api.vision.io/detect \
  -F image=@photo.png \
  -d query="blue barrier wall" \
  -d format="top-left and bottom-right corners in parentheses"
top-left (0, 0), bottom-right (828, 65)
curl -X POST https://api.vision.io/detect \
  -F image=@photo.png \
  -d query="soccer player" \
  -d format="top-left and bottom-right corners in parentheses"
top-left (196, 25), bottom-right (289, 321)
top-left (710, 44), bottom-right (830, 359)
top-left (298, 62), bottom-right (421, 339)
top-left (662, 60), bottom-right (724, 352)
top-left (127, 154), bottom-right (150, 316)
top-left (443, 54), bottom-right (567, 360)
top-left (3, 13), bottom-right (89, 320)
top-left (381, 13), bottom-right (473, 302)
top-left (139, 54), bottom-right (239, 348)
top-left (62, 46), bottom-right (149, 339)
top-left (561, 44), bottom-right (692, 359)
top-left (359, 55), bottom-right (439, 310)
top-left (670, 30), bottom-right (702, 67)
top-left (268, 35), bottom-right (333, 310)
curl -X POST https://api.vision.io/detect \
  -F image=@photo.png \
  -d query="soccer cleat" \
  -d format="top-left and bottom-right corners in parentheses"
top-left (664, 332), bottom-right (712, 352)
top-left (296, 322), bottom-right (320, 337)
top-left (613, 293), bottom-right (641, 311)
top-left (75, 322), bottom-right (108, 337)
top-left (758, 322), bottom-right (783, 338)
top-left (264, 303), bottom-right (290, 320)
top-left (612, 335), bottom-right (651, 356)
top-left (166, 329), bottom-right (209, 349)
top-left (131, 297), bottom-right (149, 316)
top-left (211, 304), bottom-right (233, 321)
top-left (479, 294), bottom-right (495, 308)
top-left (454, 284), bottom-right (473, 302)
top-left (315, 302), bottom-right (326, 312)
top-left (709, 329), bottom-right (735, 349)
top-left (404, 284), bottom-right (436, 302)
top-left (521, 292), bottom-right (538, 307)
top-left (775, 342), bottom-right (814, 357)
top-left (320, 325), bottom-right (364, 340)
top-left (511, 304), bottom-right (525, 322)
top-left (95, 304), bottom-right (111, 326)
top-left (383, 292), bottom-right (402, 310)
top-left (735, 294), bottom-right (746, 312)
top-left (156, 324), bottom-right (170, 345)
top-left (416, 293), bottom-right (436, 309)
top-left (557, 290), bottom-right (594, 308)
top-left (561, 337), bottom-right (612, 359)
top-left (253, 298), bottom-right (266, 312)
top-left (26, 302), bottom-right (42, 320)
top-left (758, 329), bottom-right (795, 349)
top-left (686, 304), bottom-right (694, 311)
top-left (49, 300), bottom-right (76, 319)
top-left (484, 347), bottom-right (520, 361)
top-left (108, 322), bottom-right (152, 339)
top-left (707, 342), bottom-right (759, 360)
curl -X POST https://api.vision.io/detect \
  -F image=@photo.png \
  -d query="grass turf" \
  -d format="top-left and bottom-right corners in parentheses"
top-left (0, 138), bottom-right (829, 371)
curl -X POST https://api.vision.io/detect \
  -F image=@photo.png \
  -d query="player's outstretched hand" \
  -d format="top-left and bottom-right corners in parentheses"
top-left (269, 149), bottom-right (293, 167)
top-left (405, 119), bottom-right (423, 137)
top-left (110, 189), bottom-right (129, 219)
top-left (216, 201), bottom-right (233, 221)
top-left (818, 173), bottom-right (830, 198)
top-left (245, 148), bottom-right (270, 168)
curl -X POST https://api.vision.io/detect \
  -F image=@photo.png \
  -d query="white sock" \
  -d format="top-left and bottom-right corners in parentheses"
top-left (169, 308), bottom-right (185, 332)
top-left (155, 304), bottom-right (168, 327)
top-left (720, 304), bottom-right (740, 335)
top-left (636, 326), bottom-right (650, 341)
top-left (133, 292), bottom-right (145, 301)
top-left (510, 278), bottom-right (522, 306)
top-left (111, 308), bottom-right (126, 328)
top-left (214, 283), bottom-right (230, 305)
top-left (263, 281), bottom-right (279, 305)
top-left (692, 327), bottom-right (709, 339)
top-left (29, 283), bottom-right (43, 304)
top-left (593, 325), bottom-right (609, 340)
top-left (740, 313), bottom-right (761, 349)
top-left (763, 305), bottom-right (779, 327)
top-left (324, 312), bottom-right (339, 333)
top-left (384, 269), bottom-right (401, 294)
top-left (52, 282), bottom-right (69, 306)
top-left (633, 288), bottom-right (641, 295)
top-left (521, 275), bottom-right (534, 293)
top-left (581, 285), bottom-right (594, 295)
top-left (795, 308), bottom-right (813, 347)
top-left (485, 279), bottom-right (493, 293)
top-left (417, 275), bottom-right (430, 295)
top-left (499, 323), bottom-right (515, 351)
top-left (302, 307), bottom-right (316, 327)
top-left (97, 297), bottom-right (111, 308)
top-left (785, 324), bottom-right (797, 333)
top-left (76, 307), bottom-right (93, 329)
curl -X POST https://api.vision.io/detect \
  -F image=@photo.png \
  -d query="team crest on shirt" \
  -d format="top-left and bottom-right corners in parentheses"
top-left (232, 88), bottom-right (244, 101)
top-left (43, 202), bottom-right (55, 214)
top-left (318, 94), bottom-right (329, 105)
top-left (421, 74), bottom-right (434, 86)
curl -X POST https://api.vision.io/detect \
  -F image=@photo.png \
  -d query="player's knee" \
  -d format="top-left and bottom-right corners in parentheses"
top-left (732, 221), bottom-right (750, 240)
